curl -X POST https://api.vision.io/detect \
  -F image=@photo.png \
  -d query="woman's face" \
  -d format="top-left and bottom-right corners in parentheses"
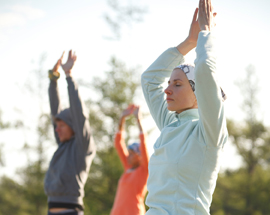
top-left (164, 68), bottom-right (197, 113)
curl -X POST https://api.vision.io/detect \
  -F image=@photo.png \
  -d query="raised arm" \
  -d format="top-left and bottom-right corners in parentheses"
top-left (61, 50), bottom-right (94, 153)
top-left (195, 0), bottom-right (227, 147)
top-left (133, 106), bottom-right (149, 172)
top-left (141, 9), bottom-right (200, 130)
top-left (48, 53), bottom-right (64, 144)
top-left (114, 105), bottom-right (135, 170)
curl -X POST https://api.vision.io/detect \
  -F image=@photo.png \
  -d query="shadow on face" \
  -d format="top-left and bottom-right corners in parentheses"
top-left (55, 119), bottom-right (74, 143)
top-left (127, 149), bottom-right (141, 169)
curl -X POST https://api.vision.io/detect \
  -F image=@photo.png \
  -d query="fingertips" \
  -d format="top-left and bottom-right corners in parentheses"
top-left (69, 50), bottom-right (72, 58)
top-left (61, 51), bottom-right (65, 60)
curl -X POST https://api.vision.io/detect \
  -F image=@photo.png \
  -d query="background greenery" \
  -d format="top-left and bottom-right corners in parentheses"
top-left (1, 1), bottom-right (270, 215)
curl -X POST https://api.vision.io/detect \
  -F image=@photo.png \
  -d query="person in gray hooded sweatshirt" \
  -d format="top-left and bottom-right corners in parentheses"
top-left (44, 50), bottom-right (96, 215)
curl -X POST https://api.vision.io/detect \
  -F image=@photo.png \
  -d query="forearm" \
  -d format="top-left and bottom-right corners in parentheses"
top-left (118, 116), bottom-right (126, 131)
top-left (48, 80), bottom-right (61, 144)
top-left (139, 133), bottom-right (149, 170)
top-left (141, 47), bottom-right (184, 130)
top-left (67, 76), bottom-right (87, 119)
top-left (49, 80), bottom-right (61, 116)
top-left (176, 38), bottom-right (197, 56)
top-left (195, 31), bottom-right (226, 146)
top-left (67, 76), bottom-right (91, 148)
top-left (136, 118), bottom-right (143, 133)
top-left (114, 131), bottom-right (129, 169)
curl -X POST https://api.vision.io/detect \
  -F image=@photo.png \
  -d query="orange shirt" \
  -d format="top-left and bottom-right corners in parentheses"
top-left (110, 132), bottom-right (149, 215)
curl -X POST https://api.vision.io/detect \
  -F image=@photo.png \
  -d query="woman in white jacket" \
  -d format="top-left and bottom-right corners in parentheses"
top-left (141, 0), bottom-right (228, 214)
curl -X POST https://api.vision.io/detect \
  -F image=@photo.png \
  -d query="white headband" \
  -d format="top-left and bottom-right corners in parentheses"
top-left (174, 64), bottom-right (227, 101)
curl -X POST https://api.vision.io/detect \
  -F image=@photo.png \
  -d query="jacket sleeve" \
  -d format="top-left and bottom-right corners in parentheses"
top-left (141, 47), bottom-right (185, 131)
top-left (48, 80), bottom-right (61, 144)
top-left (67, 77), bottom-right (95, 153)
top-left (139, 132), bottom-right (149, 173)
top-left (114, 131), bottom-right (130, 170)
top-left (194, 31), bottom-right (228, 148)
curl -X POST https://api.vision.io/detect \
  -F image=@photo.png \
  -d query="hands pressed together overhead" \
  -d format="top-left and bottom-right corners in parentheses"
top-left (118, 104), bottom-right (142, 131)
top-left (121, 104), bottom-right (141, 120)
top-left (198, 0), bottom-right (217, 32)
top-left (177, 0), bottom-right (217, 56)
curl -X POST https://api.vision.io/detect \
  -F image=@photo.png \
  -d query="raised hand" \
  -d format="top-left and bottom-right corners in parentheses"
top-left (133, 105), bottom-right (142, 120)
top-left (198, 0), bottom-right (217, 31)
top-left (61, 50), bottom-right (77, 76)
top-left (176, 8), bottom-right (200, 56)
top-left (52, 52), bottom-right (65, 72)
top-left (118, 104), bottom-right (135, 131)
top-left (49, 52), bottom-right (64, 81)
top-left (186, 8), bottom-right (200, 45)
top-left (121, 104), bottom-right (135, 118)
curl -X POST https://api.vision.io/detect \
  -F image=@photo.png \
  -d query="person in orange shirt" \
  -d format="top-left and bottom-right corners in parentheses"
top-left (110, 104), bottom-right (149, 215)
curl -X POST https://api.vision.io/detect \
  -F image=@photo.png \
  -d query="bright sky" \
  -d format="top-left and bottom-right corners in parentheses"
top-left (1, 0), bottom-right (270, 179)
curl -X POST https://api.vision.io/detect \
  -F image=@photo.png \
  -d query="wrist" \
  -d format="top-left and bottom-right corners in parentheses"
top-left (120, 115), bottom-right (126, 120)
top-left (184, 37), bottom-right (197, 47)
top-left (136, 117), bottom-right (141, 121)
top-left (48, 70), bottom-right (60, 81)
top-left (65, 71), bottom-right (72, 77)
top-left (177, 39), bottom-right (196, 56)
top-left (200, 26), bottom-right (210, 31)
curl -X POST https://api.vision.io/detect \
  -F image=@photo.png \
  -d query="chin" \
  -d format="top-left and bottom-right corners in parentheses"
top-left (167, 105), bottom-right (177, 112)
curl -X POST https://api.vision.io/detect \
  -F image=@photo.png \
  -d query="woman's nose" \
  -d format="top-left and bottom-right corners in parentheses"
top-left (164, 86), bottom-right (172, 95)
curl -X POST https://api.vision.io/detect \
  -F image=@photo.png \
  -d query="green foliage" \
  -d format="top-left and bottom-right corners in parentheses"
top-left (210, 65), bottom-right (270, 215)
top-left (0, 109), bottom-right (11, 129)
top-left (11, 114), bottom-right (52, 215)
top-left (17, 161), bottom-right (48, 215)
top-left (0, 54), bottom-right (52, 214)
top-left (0, 177), bottom-right (31, 215)
top-left (87, 56), bottom-right (141, 148)
top-left (83, 56), bottom-right (141, 214)
top-left (84, 149), bottom-right (123, 215)
top-left (212, 167), bottom-right (270, 215)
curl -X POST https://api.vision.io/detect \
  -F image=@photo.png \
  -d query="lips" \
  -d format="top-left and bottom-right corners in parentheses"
top-left (166, 97), bottom-right (174, 102)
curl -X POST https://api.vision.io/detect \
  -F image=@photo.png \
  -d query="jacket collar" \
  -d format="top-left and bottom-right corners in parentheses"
top-left (175, 109), bottom-right (199, 123)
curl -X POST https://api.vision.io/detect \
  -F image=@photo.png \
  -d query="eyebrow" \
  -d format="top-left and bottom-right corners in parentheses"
top-left (168, 79), bottom-right (183, 84)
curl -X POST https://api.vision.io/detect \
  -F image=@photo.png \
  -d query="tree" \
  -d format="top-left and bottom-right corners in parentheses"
top-left (0, 176), bottom-right (31, 215)
top-left (83, 2), bottom-right (149, 212)
top-left (104, 0), bottom-right (147, 40)
top-left (15, 54), bottom-right (51, 214)
top-left (211, 65), bottom-right (270, 215)
top-left (0, 109), bottom-right (13, 166)
top-left (82, 56), bottom-right (142, 215)
top-left (16, 113), bottom-right (51, 215)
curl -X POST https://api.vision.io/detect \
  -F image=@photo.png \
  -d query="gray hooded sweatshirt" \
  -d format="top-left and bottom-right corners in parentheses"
top-left (44, 76), bottom-right (96, 207)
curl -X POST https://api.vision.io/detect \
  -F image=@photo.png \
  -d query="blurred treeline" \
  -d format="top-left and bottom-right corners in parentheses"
top-left (1, 1), bottom-right (270, 215)
top-left (1, 59), bottom-right (270, 215)
top-left (0, 55), bottom-right (143, 215)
